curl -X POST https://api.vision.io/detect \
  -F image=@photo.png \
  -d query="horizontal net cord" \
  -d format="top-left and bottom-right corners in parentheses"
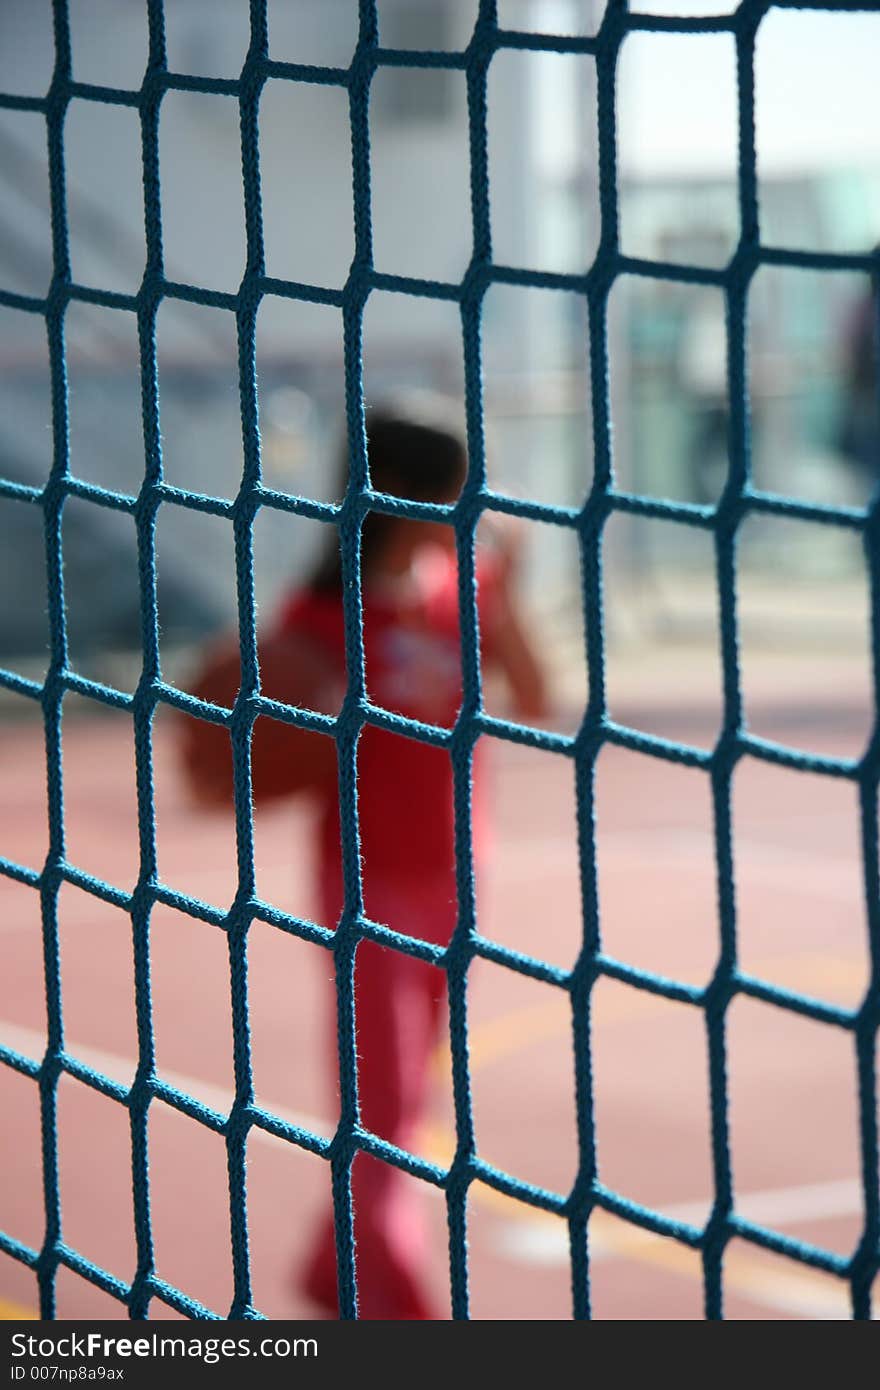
top-left (0, 1140), bottom-right (860, 1317)
top-left (1, 655), bottom-right (871, 787)
top-left (0, 853), bottom-right (869, 1031)
top-left (0, 1228), bottom-right (232, 1321)
top-left (3, 247), bottom-right (880, 328)
top-left (3, 464), bottom-right (875, 534)
top-left (3, 0), bottom-right (880, 127)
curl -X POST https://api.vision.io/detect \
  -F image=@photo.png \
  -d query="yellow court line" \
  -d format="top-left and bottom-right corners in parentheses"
top-left (414, 1137), bottom-right (872, 1319)
top-left (428, 949), bottom-right (867, 1198)
top-left (581, 1225), bottom-right (867, 1320)
top-left (435, 950), bottom-right (867, 1081)
top-left (1, 952), bottom-right (864, 1322)
top-left (0, 1296), bottom-right (37, 1320)
top-left (415, 1120), bottom-right (872, 1318)
top-left (422, 949), bottom-right (870, 1317)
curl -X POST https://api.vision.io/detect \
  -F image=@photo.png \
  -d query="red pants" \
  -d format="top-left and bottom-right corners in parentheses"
top-left (302, 868), bottom-right (456, 1319)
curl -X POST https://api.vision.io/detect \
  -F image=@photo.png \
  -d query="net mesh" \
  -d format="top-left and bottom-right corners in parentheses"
top-left (1, 0), bottom-right (879, 1321)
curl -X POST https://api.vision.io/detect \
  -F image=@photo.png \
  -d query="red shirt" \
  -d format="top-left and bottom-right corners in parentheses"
top-left (278, 546), bottom-right (499, 892)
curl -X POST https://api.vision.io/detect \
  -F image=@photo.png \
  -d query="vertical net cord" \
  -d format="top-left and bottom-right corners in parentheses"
top-left (566, 0), bottom-right (627, 1324)
top-left (221, 0), bottom-right (272, 1322)
top-left (326, 0), bottom-right (381, 1323)
top-left (125, 0), bottom-right (167, 1322)
top-left (701, 1), bottom-right (762, 1321)
top-left (35, 0), bottom-right (74, 1323)
top-left (440, 0), bottom-right (498, 1322)
top-left (855, 547), bottom-right (880, 1318)
top-left (853, 148), bottom-right (880, 1321)
top-left (854, 413), bottom-right (880, 1313)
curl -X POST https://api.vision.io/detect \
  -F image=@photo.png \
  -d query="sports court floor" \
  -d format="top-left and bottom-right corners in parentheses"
top-left (1, 658), bottom-right (877, 1320)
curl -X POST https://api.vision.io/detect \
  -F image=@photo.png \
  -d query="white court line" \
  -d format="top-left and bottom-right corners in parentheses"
top-left (3, 1011), bottom-right (861, 1228)
top-left (0, 828), bottom-right (859, 934)
top-left (494, 1183), bottom-right (865, 1320)
top-left (0, 1019), bottom-right (862, 1230)
top-left (493, 828), bottom-right (862, 906)
top-left (496, 1179), bottom-right (862, 1267)
top-left (662, 1179), bottom-right (863, 1231)
top-left (495, 1214), bottom-right (864, 1321)
top-left (0, 1019), bottom-right (332, 1141)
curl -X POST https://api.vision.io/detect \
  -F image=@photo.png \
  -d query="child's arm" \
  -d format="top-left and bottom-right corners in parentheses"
top-left (480, 518), bottom-right (550, 723)
top-left (179, 624), bottom-right (340, 808)
top-left (489, 583), bottom-right (549, 722)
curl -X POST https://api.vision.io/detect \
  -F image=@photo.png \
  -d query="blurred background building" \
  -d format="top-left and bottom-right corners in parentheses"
top-left (1, 0), bottom-right (879, 693)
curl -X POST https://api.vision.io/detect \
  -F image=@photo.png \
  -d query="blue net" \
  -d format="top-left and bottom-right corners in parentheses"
top-left (0, 0), bottom-right (879, 1321)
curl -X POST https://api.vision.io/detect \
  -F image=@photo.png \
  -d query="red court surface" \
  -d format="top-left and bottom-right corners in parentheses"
top-left (1, 684), bottom-right (878, 1321)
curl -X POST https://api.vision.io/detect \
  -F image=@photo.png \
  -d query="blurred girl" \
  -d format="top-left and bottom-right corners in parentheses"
top-left (182, 402), bottom-right (547, 1318)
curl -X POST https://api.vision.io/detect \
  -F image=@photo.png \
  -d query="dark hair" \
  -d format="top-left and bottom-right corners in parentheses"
top-left (308, 401), bottom-right (467, 593)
